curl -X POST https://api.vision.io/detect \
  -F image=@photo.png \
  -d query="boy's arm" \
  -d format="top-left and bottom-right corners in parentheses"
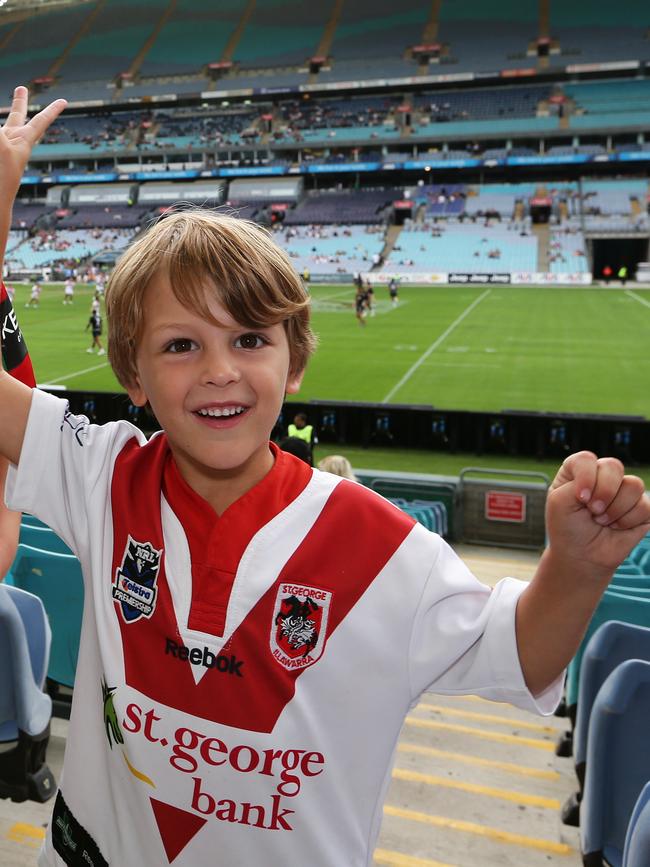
top-left (515, 451), bottom-right (650, 696)
top-left (0, 456), bottom-right (20, 580)
top-left (0, 87), bottom-right (66, 465)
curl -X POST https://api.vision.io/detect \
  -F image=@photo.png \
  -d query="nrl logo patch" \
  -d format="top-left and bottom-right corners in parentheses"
top-left (270, 583), bottom-right (332, 671)
top-left (112, 536), bottom-right (162, 623)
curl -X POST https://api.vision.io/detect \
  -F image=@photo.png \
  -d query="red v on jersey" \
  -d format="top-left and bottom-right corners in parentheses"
top-left (149, 798), bottom-right (207, 863)
top-left (110, 436), bottom-right (415, 733)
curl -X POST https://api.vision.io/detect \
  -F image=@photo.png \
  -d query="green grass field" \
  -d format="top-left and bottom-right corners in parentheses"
top-left (12, 279), bottom-right (650, 484)
top-left (15, 280), bottom-right (650, 418)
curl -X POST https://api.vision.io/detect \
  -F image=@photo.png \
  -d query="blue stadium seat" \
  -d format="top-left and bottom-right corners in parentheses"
top-left (566, 590), bottom-right (650, 711)
top-left (19, 524), bottom-right (73, 556)
top-left (581, 659), bottom-right (650, 867)
top-left (608, 580), bottom-right (650, 594)
top-left (609, 575), bottom-right (650, 591)
top-left (561, 621), bottom-right (650, 827)
top-left (19, 515), bottom-right (48, 529)
top-left (0, 584), bottom-right (55, 803)
top-left (9, 544), bottom-right (84, 690)
top-left (616, 563), bottom-right (643, 576)
top-left (623, 781), bottom-right (650, 867)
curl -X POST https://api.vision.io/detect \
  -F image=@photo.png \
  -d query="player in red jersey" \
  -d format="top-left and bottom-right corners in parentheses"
top-left (1, 87), bottom-right (649, 867)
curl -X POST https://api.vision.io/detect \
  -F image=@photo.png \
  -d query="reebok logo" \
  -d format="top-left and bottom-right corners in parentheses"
top-left (165, 638), bottom-right (244, 677)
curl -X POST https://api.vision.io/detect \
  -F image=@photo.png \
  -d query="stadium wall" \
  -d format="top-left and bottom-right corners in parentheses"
top-left (46, 389), bottom-right (649, 466)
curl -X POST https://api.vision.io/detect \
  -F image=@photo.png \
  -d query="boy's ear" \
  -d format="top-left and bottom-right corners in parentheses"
top-left (285, 367), bottom-right (305, 396)
top-left (126, 377), bottom-right (148, 408)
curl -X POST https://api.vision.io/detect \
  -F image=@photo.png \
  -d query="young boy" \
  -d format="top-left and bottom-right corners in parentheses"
top-left (2, 88), bottom-right (650, 867)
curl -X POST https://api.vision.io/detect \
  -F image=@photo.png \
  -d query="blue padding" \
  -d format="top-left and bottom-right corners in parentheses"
top-left (623, 781), bottom-right (650, 867)
top-left (9, 544), bottom-right (83, 688)
top-left (0, 584), bottom-right (52, 740)
top-left (566, 590), bottom-right (650, 708)
top-left (575, 622), bottom-right (650, 768)
top-left (581, 660), bottom-right (650, 867)
top-left (19, 524), bottom-right (72, 556)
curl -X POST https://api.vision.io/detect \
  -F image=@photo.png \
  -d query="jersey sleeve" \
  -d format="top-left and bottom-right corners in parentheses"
top-left (408, 535), bottom-right (564, 715)
top-left (5, 388), bottom-right (142, 560)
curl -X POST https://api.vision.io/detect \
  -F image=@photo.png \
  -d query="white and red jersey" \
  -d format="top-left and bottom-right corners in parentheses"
top-left (7, 390), bottom-right (562, 867)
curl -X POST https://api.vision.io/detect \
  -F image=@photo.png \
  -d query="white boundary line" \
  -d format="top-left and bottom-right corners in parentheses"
top-left (625, 290), bottom-right (650, 309)
top-left (41, 360), bottom-right (110, 386)
top-left (381, 289), bottom-right (492, 404)
top-left (311, 287), bottom-right (354, 303)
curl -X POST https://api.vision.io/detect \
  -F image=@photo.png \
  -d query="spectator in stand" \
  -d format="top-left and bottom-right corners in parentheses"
top-left (318, 454), bottom-right (356, 481)
top-left (277, 436), bottom-right (313, 466)
top-left (287, 412), bottom-right (316, 462)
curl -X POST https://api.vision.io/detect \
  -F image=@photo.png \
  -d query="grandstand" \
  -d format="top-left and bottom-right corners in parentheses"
top-left (4, 5), bottom-right (650, 867)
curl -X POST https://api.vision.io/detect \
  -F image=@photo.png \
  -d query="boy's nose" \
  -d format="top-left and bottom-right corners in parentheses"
top-left (201, 349), bottom-right (241, 387)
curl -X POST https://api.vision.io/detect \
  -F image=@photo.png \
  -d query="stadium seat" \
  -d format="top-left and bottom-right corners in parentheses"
top-left (555, 589), bottom-right (650, 760)
top-left (581, 659), bottom-right (650, 867)
top-left (565, 589), bottom-right (650, 711)
top-left (561, 621), bottom-right (650, 827)
top-left (623, 781), bottom-right (650, 867)
top-left (0, 584), bottom-right (55, 803)
top-left (19, 523), bottom-right (73, 556)
top-left (609, 575), bottom-right (650, 591)
top-left (615, 563), bottom-right (643, 576)
top-left (19, 515), bottom-right (48, 529)
top-left (9, 544), bottom-right (84, 691)
top-left (635, 549), bottom-right (650, 574)
top-left (387, 497), bottom-right (448, 536)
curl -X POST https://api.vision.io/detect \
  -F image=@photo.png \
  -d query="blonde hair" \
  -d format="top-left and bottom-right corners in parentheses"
top-left (105, 208), bottom-right (317, 389)
top-left (318, 454), bottom-right (356, 480)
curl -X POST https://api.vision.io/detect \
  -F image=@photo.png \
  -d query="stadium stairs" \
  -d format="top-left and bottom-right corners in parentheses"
top-left (46, 0), bottom-right (108, 82)
top-left (532, 222), bottom-right (550, 271)
top-left (221, 0), bottom-right (257, 64)
top-left (126, 0), bottom-right (179, 80)
top-left (309, 0), bottom-right (344, 85)
top-left (416, 0), bottom-right (442, 75)
top-left (380, 225), bottom-right (403, 263)
top-left (0, 21), bottom-right (21, 55)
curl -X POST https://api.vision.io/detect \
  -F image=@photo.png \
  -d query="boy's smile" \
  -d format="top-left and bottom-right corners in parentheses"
top-left (127, 269), bottom-right (304, 513)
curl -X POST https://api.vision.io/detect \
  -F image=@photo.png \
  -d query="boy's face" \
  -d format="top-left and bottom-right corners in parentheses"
top-left (127, 269), bottom-right (304, 500)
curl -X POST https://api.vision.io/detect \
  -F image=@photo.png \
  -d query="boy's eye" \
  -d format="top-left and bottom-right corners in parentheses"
top-left (235, 333), bottom-right (267, 350)
top-left (165, 338), bottom-right (196, 354)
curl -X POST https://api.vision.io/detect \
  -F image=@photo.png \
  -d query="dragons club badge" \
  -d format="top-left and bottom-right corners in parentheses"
top-left (270, 583), bottom-right (332, 671)
top-left (112, 536), bottom-right (162, 623)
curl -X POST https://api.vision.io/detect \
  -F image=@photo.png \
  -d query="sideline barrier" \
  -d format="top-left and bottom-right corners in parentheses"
top-left (456, 467), bottom-right (549, 549)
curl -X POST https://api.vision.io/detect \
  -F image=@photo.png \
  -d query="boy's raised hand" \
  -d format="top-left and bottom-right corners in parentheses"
top-left (0, 86), bottom-right (66, 201)
top-left (546, 451), bottom-right (650, 579)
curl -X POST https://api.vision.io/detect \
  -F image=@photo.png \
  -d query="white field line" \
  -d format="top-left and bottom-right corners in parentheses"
top-left (382, 289), bottom-right (492, 403)
top-left (40, 360), bottom-right (110, 386)
top-left (312, 287), bottom-right (354, 303)
top-left (625, 289), bottom-right (650, 309)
